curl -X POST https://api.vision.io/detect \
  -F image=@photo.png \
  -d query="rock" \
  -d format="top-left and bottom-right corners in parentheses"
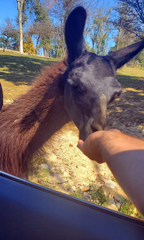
top-left (49, 170), bottom-right (55, 176)
top-left (106, 204), bottom-right (118, 211)
top-left (49, 175), bottom-right (66, 184)
top-left (80, 186), bottom-right (89, 192)
top-left (83, 192), bottom-right (91, 201)
top-left (105, 180), bottom-right (117, 189)
top-left (91, 183), bottom-right (102, 191)
top-left (108, 197), bottom-right (115, 205)
top-left (40, 163), bottom-right (52, 170)
top-left (102, 180), bottom-right (127, 200)
top-left (116, 202), bottom-right (121, 210)
top-left (115, 193), bottom-right (127, 201)
top-left (55, 174), bottom-right (66, 184)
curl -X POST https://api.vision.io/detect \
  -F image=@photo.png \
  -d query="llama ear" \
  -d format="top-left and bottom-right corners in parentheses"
top-left (65, 6), bottom-right (87, 64)
top-left (107, 40), bottom-right (144, 69)
top-left (0, 83), bottom-right (3, 111)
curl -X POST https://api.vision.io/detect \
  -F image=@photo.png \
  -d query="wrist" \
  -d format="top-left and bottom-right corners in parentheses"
top-left (98, 129), bottom-right (144, 164)
top-left (97, 129), bottom-right (123, 163)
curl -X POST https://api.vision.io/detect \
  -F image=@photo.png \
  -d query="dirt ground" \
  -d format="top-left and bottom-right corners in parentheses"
top-left (107, 85), bottom-right (144, 137)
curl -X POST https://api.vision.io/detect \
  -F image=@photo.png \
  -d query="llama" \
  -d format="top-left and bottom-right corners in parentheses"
top-left (0, 6), bottom-right (144, 178)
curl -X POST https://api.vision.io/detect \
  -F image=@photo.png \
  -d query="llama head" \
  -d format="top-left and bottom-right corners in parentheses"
top-left (63, 6), bottom-right (144, 140)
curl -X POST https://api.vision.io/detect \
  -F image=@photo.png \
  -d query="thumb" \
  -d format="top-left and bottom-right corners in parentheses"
top-left (77, 139), bottom-right (84, 151)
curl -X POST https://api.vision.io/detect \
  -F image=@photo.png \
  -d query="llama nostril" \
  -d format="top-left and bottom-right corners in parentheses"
top-left (109, 89), bottom-right (122, 103)
top-left (91, 123), bottom-right (108, 133)
top-left (91, 125), bottom-right (98, 132)
top-left (91, 124), bottom-right (103, 132)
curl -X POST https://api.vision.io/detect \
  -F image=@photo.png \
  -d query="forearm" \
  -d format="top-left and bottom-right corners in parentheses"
top-left (107, 151), bottom-right (144, 214)
top-left (78, 130), bottom-right (144, 214)
top-left (98, 131), bottom-right (144, 214)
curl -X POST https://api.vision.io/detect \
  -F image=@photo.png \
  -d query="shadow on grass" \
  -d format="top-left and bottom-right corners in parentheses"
top-left (0, 54), bottom-right (58, 86)
top-left (117, 73), bottom-right (144, 89)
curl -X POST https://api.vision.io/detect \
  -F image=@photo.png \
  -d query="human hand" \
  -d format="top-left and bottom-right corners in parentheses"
top-left (77, 129), bottom-right (121, 163)
top-left (77, 130), bottom-right (106, 163)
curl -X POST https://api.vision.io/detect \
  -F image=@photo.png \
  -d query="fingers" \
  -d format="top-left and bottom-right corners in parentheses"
top-left (77, 131), bottom-right (106, 163)
top-left (77, 140), bottom-right (84, 151)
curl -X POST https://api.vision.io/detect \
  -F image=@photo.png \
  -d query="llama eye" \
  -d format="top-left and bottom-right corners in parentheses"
top-left (72, 83), bottom-right (79, 89)
top-left (71, 81), bottom-right (80, 90)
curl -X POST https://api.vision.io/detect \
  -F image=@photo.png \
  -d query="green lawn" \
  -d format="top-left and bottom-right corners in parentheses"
top-left (0, 50), bottom-right (59, 101)
top-left (117, 66), bottom-right (144, 89)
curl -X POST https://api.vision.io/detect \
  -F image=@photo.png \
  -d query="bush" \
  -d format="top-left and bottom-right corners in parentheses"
top-left (23, 36), bottom-right (35, 54)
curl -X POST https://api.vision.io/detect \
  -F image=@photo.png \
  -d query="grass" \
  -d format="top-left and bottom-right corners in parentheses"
top-left (119, 199), bottom-right (144, 219)
top-left (91, 187), bottom-right (109, 206)
top-left (0, 50), bottom-right (59, 101)
top-left (117, 66), bottom-right (144, 91)
top-left (119, 199), bottom-right (135, 215)
top-left (71, 189), bottom-right (84, 199)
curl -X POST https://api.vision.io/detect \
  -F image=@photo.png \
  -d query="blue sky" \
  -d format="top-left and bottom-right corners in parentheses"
top-left (0, 0), bottom-right (116, 25)
top-left (0, 0), bottom-right (18, 26)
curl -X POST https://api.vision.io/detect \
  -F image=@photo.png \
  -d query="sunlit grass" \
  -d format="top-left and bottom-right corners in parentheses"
top-left (117, 66), bottom-right (144, 79)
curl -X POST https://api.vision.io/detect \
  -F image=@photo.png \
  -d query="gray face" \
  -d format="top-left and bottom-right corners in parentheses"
top-left (64, 52), bottom-right (121, 140)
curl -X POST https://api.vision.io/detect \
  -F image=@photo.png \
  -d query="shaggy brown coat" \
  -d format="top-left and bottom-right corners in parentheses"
top-left (0, 60), bottom-right (70, 178)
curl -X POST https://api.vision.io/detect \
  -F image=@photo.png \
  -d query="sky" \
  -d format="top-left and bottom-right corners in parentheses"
top-left (0, 0), bottom-right (116, 24)
top-left (0, 0), bottom-right (18, 26)
top-left (0, 0), bottom-right (117, 52)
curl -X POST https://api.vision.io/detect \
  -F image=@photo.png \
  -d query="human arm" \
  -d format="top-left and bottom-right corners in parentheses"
top-left (77, 130), bottom-right (144, 215)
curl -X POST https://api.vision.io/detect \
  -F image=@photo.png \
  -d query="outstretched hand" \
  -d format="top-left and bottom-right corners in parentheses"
top-left (77, 130), bottom-right (106, 163)
top-left (77, 129), bottom-right (121, 164)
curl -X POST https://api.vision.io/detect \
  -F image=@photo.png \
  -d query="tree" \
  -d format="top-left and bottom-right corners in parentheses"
top-left (0, 37), bottom-right (5, 48)
top-left (133, 49), bottom-right (144, 67)
top-left (39, 37), bottom-right (51, 56)
top-left (48, 0), bottom-right (82, 57)
top-left (26, 0), bottom-right (53, 55)
top-left (114, 0), bottom-right (144, 38)
top-left (28, 20), bottom-right (53, 55)
top-left (17, 0), bottom-right (24, 53)
top-left (111, 6), bottom-right (135, 51)
top-left (0, 18), bottom-right (18, 49)
top-left (89, 8), bottom-right (112, 55)
top-left (23, 36), bottom-right (35, 54)
top-left (33, 0), bottom-right (49, 22)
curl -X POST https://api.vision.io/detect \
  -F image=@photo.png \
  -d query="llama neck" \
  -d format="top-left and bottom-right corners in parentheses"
top-left (20, 60), bottom-right (70, 151)
top-left (0, 60), bottom-right (70, 177)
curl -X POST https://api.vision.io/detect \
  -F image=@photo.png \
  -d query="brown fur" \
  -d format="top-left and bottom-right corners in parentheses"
top-left (0, 60), bottom-right (70, 178)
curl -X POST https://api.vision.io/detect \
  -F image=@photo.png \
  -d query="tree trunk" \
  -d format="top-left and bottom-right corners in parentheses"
top-left (35, 36), bottom-right (40, 55)
top-left (17, 0), bottom-right (23, 54)
top-left (46, 50), bottom-right (49, 58)
top-left (43, 48), bottom-right (45, 56)
top-left (5, 37), bottom-right (8, 49)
